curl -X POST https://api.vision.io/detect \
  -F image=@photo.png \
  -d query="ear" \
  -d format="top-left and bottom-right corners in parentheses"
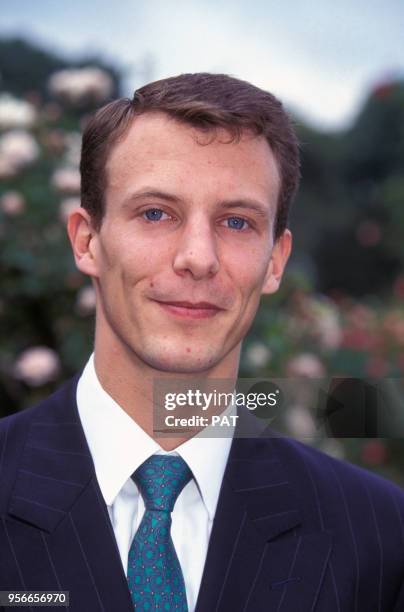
top-left (262, 229), bottom-right (292, 295)
top-left (66, 206), bottom-right (100, 278)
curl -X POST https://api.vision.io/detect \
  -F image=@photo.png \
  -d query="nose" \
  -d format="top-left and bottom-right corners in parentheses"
top-left (173, 215), bottom-right (220, 280)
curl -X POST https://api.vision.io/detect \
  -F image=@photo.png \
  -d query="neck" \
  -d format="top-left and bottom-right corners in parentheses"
top-left (93, 321), bottom-right (241, 451)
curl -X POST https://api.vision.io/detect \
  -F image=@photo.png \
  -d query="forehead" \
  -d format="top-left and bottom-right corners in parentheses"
top-left (105, 112), bottom-right (280, 204)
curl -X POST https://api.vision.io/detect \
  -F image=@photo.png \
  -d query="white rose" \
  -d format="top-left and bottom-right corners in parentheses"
top-left (52, 167), bottom-right (81, 193)
top-left (245, 342), bottom-right (271, 368)
top-left (75, 286), bottom-right (97, 315)
top-left (13, 346), bottom-right (61, 387)
top-left (286, 353), bottom-right (326, 378)
top-left (0, 191), bottom-right (26, 216)
top-left (0, 94), bottom-right (37, 129)
top-left (48, 67), bottom-right (113, 105)
top-left (0, 130), bottom-right (39, 171)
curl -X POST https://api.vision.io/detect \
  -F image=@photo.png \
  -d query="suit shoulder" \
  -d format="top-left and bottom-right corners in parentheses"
top-left (271, 434), bottom-right (404, 504)
top-left (0, 402), bottom-right (41, 513)
top-left (0, 372), bottom-right (77, 432)
top-left (0, 399), bottom-right (41, 446)
top-left (0, 373), bottom-right (82, 513)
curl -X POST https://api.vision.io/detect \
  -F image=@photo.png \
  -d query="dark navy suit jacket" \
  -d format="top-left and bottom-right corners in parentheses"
top-left (1, 371), bottom-right (404, 611)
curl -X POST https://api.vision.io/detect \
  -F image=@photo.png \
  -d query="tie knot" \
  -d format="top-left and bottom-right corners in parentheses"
top-left (132, 455), bottom-right (192, 512)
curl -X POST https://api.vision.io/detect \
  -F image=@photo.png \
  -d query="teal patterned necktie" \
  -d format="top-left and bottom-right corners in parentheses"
top-left (127, 455), bottom-right (192, 611)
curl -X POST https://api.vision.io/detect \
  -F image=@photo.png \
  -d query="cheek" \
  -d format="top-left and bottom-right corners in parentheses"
top-left (230, 248), bottom-right (270, 296)
top-left (100, 229), bottom-right (158, 278)
top-left (116, 246), bottom-right (175, 300)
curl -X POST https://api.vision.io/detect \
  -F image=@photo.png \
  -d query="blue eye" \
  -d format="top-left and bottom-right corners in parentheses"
top-left (227, 217), bottom-right (249, 230)
top-left (144, 208), bottom-right (164, 221)
top-left (142, 209), bottom-right (249, 230)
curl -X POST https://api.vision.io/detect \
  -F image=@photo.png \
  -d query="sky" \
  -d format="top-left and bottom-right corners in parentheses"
top-left (1, 0), bottom-right (403, 130)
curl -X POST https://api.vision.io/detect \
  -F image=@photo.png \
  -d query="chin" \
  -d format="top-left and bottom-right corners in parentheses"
top-left (135, 342), bottom-right (218, 374)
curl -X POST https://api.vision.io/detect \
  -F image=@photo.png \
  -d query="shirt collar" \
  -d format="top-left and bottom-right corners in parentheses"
top-left (76, 353), bottom-right (235, 520)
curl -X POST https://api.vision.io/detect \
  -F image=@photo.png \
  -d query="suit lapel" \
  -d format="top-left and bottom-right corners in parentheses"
top-left (195, 408), bottom-right (333, 612)
top-left (7, 373), bottom-right (133, 611)
top-left (6, 375), bottom-right (332, 611)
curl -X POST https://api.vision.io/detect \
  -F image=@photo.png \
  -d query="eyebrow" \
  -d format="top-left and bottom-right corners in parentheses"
top-left (122, 188), bottom-right (271, 219)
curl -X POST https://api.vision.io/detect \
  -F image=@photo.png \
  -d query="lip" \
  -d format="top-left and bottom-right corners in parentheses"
top-left (153, 300), bottom-right (223, 319)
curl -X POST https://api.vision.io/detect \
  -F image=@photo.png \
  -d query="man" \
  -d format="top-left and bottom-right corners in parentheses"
top-left (0, 73), bottom-right (404, 612)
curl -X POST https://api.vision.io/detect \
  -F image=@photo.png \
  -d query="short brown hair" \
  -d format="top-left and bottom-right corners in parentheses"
top-left (80, 72), bottom-right (300, 240)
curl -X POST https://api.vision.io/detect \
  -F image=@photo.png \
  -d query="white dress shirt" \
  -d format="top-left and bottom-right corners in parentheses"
top-left (76, 353), bottom-right (236, 612)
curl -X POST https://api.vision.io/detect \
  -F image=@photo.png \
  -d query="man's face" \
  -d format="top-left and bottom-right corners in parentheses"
top-left (84, 112), bottom-right (291, 374)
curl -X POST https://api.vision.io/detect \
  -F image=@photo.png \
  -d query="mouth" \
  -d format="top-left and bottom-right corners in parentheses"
top-left (153, 300), bottom-right (223, 319)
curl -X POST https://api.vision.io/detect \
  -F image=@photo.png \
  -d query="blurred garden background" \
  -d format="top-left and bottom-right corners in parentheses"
top-left (0, 1), bottom-right (404, 484)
